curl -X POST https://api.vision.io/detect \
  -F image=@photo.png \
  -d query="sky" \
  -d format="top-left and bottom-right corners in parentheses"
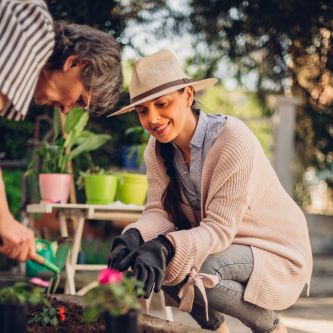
top-left (120, 0), bottom-right (258, 91)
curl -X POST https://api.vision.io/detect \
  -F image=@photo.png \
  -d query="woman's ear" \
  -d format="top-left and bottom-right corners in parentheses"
top-left (185, 86), bottom-right (195, 108)
top-left (63, 55), bottom-right (79, 71)
top-left (63, 55), bottom-right (88, 71)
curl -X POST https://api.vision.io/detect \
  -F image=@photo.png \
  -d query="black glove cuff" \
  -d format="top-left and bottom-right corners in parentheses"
top-left (124, 228), bottom-right (144, 242)
top-left (112, 228), bottom-right (144, 250)
top-left (157, 235), bottom-right (175, 263)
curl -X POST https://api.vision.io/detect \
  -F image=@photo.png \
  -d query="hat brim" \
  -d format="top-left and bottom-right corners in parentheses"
top-left (108, 78), bottom-right (217, 117)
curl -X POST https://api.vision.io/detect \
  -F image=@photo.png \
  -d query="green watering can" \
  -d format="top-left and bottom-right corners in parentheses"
top-left (26, 237), bottom-right (71, 294)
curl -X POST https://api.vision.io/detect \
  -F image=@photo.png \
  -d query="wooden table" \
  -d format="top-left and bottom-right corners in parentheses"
top-left (26, 202), bottom-right (174, 321)
top-left (26, 203), bottom-right (143, 295)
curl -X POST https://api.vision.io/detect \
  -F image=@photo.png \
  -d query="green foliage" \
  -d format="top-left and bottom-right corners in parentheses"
top-left (0, 118), bottom-right (34, 160)
top-left (2, 170), bottom-right (22, 218)
top-left (28, 306), bottom-right (59, 327)
top-left (26, 109), bottom-right (111, 175)
top-left (200, 86), bottom-right (273, 159)
top-left (84, 272), bottom-right (142, 320)
top-left (124, 127), bottom-right (150, 145)
top-left (0, 282), bottom-right (59, 327)
top-left (136, 0), bottom-right (333, 190)
top-left (125, 126), bottom-right (150, 166)
top-left (81, 166), bottom-right (114, 175)
top-left (76, 166), bottom-right (115, 189)
top-left (0, 282), bottom-right (45, 306)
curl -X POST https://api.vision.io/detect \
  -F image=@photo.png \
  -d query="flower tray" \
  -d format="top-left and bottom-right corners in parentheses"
top-left (27, 295), bottom-right (210, 333)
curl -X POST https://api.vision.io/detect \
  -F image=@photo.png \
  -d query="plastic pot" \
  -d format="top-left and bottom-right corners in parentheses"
top-left (116, 173), bottom-right (148, 205)
top-left (84, 175), bottom-right (118, 205)
top-left (104, 310), bottom-right (138, 333)
top-left (0, 303), bottom-right (27, 333)
top-left (39, 173), bottom-right (71, 203)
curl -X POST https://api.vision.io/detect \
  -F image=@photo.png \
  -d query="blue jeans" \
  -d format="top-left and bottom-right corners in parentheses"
top-left (163, 244), bottom-right (279, 333)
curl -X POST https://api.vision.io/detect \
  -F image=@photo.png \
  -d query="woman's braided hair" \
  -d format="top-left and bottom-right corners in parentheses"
top-left (158, 141), bottom-right (192, 230)
top-left (156, 90), bottom-right (199, 230)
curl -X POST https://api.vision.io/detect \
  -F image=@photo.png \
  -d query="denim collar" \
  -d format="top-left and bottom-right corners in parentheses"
top-left (190, 110), bottom-right (208, 149)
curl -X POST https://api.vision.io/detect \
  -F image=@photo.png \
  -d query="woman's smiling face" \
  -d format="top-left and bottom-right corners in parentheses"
top-left (135, 87), bottom-right (194, 144)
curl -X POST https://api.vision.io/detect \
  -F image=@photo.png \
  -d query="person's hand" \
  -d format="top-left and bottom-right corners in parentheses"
top-left (107, 228), bottom-right (143, 270)
top-left (117, 235), bottom-right (175, 299)
top-left (0, 214), bottom-right (36, 262)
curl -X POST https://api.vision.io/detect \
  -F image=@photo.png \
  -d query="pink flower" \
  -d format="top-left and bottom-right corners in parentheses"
top-left (98, 268), bottom-right (123, 285)
top-left (29, 277), bottom-right (50, 288)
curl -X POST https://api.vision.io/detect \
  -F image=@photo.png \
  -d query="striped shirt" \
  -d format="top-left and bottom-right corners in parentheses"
top-left (172, 110), bottom-right (227, 213)
top-left (0, 0), bottom-right (54, 121)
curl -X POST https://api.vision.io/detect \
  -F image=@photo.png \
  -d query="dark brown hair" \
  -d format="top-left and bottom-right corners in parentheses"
top-left (157, 89), bottom-right (199, 230)
top-left (158, 141), bottom-right (192, 230)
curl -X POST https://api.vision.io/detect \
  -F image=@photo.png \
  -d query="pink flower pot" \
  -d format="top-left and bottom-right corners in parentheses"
top-left (39, 173), bottom-right (71, 203)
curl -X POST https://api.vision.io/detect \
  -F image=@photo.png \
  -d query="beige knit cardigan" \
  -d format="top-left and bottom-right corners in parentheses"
top-left (123, 116), bottom-right (312, 311)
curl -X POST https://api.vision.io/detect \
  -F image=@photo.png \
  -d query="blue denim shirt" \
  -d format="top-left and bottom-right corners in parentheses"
top-left (172, 110), bottom-right (227, 212)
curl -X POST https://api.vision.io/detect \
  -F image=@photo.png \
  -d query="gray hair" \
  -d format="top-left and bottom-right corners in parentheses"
top-left (47, 21), bottom-right (123, 116)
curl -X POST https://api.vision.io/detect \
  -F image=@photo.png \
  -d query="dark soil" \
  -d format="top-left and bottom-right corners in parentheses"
top-left (27, 298), bottom-right (104, 333)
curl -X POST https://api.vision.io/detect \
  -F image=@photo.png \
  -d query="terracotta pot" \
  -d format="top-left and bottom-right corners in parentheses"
top-left (104, 309), bottom-right (138, 333)
top-left (39, 173), bottom-right (71, 203)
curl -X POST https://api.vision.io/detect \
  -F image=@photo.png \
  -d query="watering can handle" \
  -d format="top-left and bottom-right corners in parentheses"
top-left (0, 238), bottom-right (60, 273)
top-left (0, 237), bottom-right (43, 263)
top-left (30, 252), bottom-right (47, 264)
top-left (30, 252), bottom-right (60, 273)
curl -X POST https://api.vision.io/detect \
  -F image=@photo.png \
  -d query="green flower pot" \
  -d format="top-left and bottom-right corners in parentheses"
top-left (85, 175), bottom-right (118, 205)
top-left (116, 173), bottom-right (148, 205)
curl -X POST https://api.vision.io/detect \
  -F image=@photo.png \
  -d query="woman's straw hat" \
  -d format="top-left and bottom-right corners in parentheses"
top-left (109, 49), bottom-right (217, 116)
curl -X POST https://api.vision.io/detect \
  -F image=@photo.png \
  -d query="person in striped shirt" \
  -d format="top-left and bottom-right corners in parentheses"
top-left (0, 0), bottom-right (122, 262)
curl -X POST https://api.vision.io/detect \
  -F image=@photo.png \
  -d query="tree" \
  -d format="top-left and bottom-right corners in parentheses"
top-left (140, 0), bottom-right (333, 190)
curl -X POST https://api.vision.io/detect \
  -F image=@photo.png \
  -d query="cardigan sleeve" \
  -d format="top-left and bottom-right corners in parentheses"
top-left (122, 139), bottom-right (175, 241)
top-left (164, 134), bottom-right (256, 285)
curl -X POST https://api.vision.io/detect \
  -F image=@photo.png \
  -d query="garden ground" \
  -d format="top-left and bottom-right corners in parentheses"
top-left (149, 253), bottom-right (333, 333)
top-left (71, 253), bottom-right (333, 333)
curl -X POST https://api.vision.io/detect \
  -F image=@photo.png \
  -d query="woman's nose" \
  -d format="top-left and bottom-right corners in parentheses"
top-left (148, 106), bottom-right (161, 123)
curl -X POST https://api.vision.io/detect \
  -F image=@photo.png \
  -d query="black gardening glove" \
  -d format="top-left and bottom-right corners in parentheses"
top-left (107, 228), bottom-right (144, 271)
top-left (117, 235), bottom-right (175, 299)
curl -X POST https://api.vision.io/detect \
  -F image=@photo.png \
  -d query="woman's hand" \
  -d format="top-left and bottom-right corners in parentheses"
top-left (117, 235), bottom-right (175, 298)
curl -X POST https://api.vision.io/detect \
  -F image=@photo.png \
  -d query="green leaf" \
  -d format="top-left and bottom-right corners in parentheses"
top-left (73, 111), bottom-right (89, 135)
top-left (84, 306), bottom-right (101, 322)
top-left (69, 134), bottom-right (111, 160)
top-left (64, 108), bottom-right (85, 133)
top-left (64, 131), bottom-right (76, 149)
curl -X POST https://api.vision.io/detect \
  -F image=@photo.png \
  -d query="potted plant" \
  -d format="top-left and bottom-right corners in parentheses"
top-left (0, 281), bottom-right (58, 333)
top-left (27, 108), bottom-right (111, 203)
top-left (78, 166), bottom-right (118, 205)
top-left (83, 268), bottom-right (142, 333)
top-left (120, 126), bottom-right (149, 171)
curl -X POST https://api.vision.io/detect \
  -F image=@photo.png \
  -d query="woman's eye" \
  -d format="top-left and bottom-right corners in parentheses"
top-left (156, 101), bottom-right (167, 107)
top-left (136, 108), bottom-right (146, 114)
